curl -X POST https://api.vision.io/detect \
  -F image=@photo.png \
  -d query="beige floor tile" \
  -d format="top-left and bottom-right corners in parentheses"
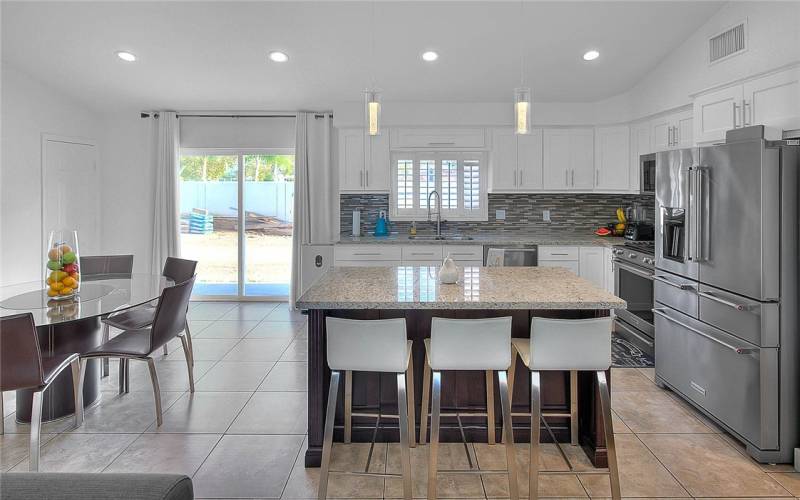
top-left (70, 391), bottom-right (183, 433)
top-left (3, 392), bottom-right (16, 418)
top-left (611, 391), bottom-right (713, 433)
top-left (263, 305), bottom-right (306, 323)
top-left (193, 434), bottom-right (304, 498)
top-left (186, 319), bottom-right (214, 335)
top-left (222, 338), bottom-right (292, 362)
top-left (248, 321), bottom-right (304, 339)
top-left (2, 411), bottom-right (81, 434)
top-left (611, 368), bottom-right (659, 392)
top-left (611, 410), bottom-right (632, 434)
top-left (188, 302), bottom-right (238, 321)
top-left (104, 433), bottom-right (221, 476)
top-left (258, 362), bottom-right (308, 391)
top-left (123, 359), bottom-right (215, 392)
top-left (147, 391), bottom-right (252, 433)
top-left (384, 443), bottom-right (485, 498)
top-left (639, 433), bottom-right (791, 497)
top-left (768, 473), bottom-right (800, 496)
top-left (282, 439), bottom-right (386, 499)
top-left (227, 392), bottom-right (308, 435)
top-left (577, 434), bottom-right (689, 498)
top-left (0, 433), bottom-right (57, 471)
top-left (220, 302), bottom-right (279, 321)
top-left (195, 361), bottom-right (275, 392)
top-left (637, 367), bottom-right (656, 382)
top-left (159, 338), bottom-right (240, 361)
top-left (280, 338), bottom-right (309, 362)
top-left (194, 320), bottom-right (260, 339)
top-left (9, 433), bottom-right (138, 473)
top-left (663, 392), bottom-right (725, 433)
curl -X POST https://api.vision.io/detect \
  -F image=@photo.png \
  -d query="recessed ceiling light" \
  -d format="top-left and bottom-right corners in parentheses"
top-left (421, 51), bottom-right (439, 62)
top-left (116, 51), bottom-right (136, 62)
top-left (583, 50), bottom-right (600, 61)
top-left (268, 51), bottom-right (289, 63)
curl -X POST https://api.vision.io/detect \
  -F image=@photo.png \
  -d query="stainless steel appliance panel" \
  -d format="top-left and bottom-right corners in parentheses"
top-left (698, 284), bottom-right (779, 348)
top-left (655, 148), bottom-right (699, 280)
top-left (654, 271), bottom-right (698, 318)
top-left (483, 245), bottom-right (538, 267)
top-left (654, 307), bottom-right (779, 450)
top-left (613, 259), bottom-right (654, 337)
top-left (697, 143), bottom-right (781, 301)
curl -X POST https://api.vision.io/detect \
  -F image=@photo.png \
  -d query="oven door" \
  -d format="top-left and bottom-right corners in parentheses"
top-left (613, 258), bottom-right (655, 337)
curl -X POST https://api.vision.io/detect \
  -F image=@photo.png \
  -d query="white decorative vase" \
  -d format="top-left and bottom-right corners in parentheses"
top-left (438, 254), bottom-right (459, 284)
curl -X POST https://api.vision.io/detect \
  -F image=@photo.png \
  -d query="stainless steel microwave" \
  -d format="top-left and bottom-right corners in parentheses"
top-left (640, 153), bottom-right (656, 193)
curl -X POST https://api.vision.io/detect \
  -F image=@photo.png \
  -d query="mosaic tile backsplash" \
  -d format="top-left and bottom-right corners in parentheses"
top-left (341, 193), bottom-right (656, 235)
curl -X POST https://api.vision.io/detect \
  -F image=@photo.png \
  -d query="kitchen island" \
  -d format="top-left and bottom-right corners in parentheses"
top-left (296, 265), bottom-right (626, 468)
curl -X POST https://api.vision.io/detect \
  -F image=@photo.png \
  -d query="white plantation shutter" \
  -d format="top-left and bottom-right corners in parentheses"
top-left (390, 152), bottom-right (487, 220)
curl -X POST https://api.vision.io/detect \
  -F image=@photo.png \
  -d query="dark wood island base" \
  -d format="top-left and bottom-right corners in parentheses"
top-left (305, 308), bottom-right (611, 468)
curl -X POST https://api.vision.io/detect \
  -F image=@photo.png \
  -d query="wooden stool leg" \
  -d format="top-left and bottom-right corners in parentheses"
top-left (598, 370), bottom-right (621, 500)
top-left (486, 370), bottom-right (495, 445)
top-left (427, 371), bottom-right (442, 500)
top-left (318, 371), bottom-right (341, 500)
top-left (529, 371), bottom-right (542, 500)
top-left (419, 354), bottom-right (431, 445)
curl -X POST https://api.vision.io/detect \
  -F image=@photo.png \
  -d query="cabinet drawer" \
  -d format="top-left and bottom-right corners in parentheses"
top-left (391, 128), bottom-right (486, 148)
top-left (442, 245), bottom-right (483, 262)
top-left (654, 271), bottom-right (698, 318)
top-left (401, 245), bottom-right (443, 262)
top-left (698, 284), bottom-right (778, 347)
top-left (335, 260), bottom-right (398, 267)
top-left (538, 260), bottom-right (580, 274)
top-left (539, 246), bottom-right (579, 260)
top-left (335, 245), bottom-right (402, 262)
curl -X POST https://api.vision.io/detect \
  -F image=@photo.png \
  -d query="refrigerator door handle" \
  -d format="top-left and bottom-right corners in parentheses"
top-left (697, 290), bottom-right (755, 312)
top-left (652, 309), bottom-right (758, 355)
top-left (696, 166), bottom-right (708, 262)
top-left (688, 167), bottom-right (697, 261)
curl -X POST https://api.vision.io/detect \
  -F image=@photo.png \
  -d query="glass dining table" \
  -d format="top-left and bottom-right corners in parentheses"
top-left (0, 273), bottom-right (170, 423)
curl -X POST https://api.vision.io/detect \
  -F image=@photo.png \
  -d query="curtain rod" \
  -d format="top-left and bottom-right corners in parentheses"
top-left (140, 112), bottom-right (331, 119)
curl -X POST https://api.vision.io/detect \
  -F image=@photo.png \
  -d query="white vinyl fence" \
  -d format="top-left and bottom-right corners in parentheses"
top-left (180, 181), bottom-right (294, 222)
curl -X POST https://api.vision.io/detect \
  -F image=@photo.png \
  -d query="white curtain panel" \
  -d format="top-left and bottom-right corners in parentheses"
top-left (151, 111), bottom-right (181, 274)
top-left (291, 112), bottom-right (337, 307)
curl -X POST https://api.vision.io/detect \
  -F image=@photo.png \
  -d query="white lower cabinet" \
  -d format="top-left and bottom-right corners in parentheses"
top-left (538, 245), bottom-right (614, 291)
top-left (578, 247), bottom-right (606, 290)
top-left (538, 259), bottom-right (580, 274)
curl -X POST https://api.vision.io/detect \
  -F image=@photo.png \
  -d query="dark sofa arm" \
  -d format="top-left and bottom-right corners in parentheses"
top-left (0, 473), bottom-right (193, 500)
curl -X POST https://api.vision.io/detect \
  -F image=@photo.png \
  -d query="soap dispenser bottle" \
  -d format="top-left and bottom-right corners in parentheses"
top-left (374, 210), bottom-right (390, 237)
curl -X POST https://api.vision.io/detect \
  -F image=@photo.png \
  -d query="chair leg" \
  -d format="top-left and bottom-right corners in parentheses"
top-left (318, 371), bottom-right (341, 500)
top-left (498, 371), bottom-right (519, 500)
top-left (118, 359), bottom-right (130, 395)
top-left (78, 359), bottom-right (88, 422)
top-left (179, 335), bottom-right (195, 393)
top-left (570, 370), bottom-right (578, 446)
top-left (419, 354), bottom-right (431, 445)
top-left (406, 351), bottom-right (416, 448)
top-left (71, 358), bottom-right (83, 428)
top-left (344, 370), bottom-right (352, 444)
top-left (396, 372), bottom-right (413, 500)
top-left (530, 371), bottom-right (542, 500)
top-left (486, 369), bottom-right (496, 445)
top-left (163, 343), bottom-right (169, 356)
top-left (597, 370), bottom-right (621, 500)
top-left (184, 324), bottom-right (195, 367)
top-left (102, 323), bottom-right (110, 377)
top-left (146, 358), bottom-right (163, 426)
top-left (503, 348), bottom-right (518, 444)
top-left (29, 390), bottom-right (44, 472)
top-left (427, 371), bottom-right (442, 500)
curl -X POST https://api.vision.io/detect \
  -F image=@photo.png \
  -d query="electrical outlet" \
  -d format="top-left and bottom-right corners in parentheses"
top-left (495, 209), bottom-right (506, 221)
top-left (543, 209), bottom-right (551, 222)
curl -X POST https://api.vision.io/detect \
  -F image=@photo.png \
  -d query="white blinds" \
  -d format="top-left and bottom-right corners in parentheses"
top-left (179, 116), bottom-right (296, 149)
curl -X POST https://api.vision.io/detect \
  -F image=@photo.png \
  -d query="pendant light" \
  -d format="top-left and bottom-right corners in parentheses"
top-left (365, 1), bottom-right (381, 136)
top-left (514, 0), bottom-right (531, 135)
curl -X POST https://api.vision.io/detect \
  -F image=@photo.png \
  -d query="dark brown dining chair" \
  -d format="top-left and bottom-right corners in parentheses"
top-left (79, 275), bottom-right (196, 426)
top-left (0, 313), bottom-right (83, 471)
top-left (79, 255), bottom-right (134, 280)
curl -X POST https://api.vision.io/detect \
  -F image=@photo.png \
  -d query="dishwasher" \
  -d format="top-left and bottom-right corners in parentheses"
top-left (483, 245), bottom-right (538, 266)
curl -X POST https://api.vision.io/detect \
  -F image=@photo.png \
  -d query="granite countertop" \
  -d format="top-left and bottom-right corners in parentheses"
top-left (338, 230), bottom-right (625, 247)
top-left (296, 266), bottom-right (627, 310)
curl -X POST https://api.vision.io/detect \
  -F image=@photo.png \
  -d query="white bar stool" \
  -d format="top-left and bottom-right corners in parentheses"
top-left (318, 317), bottom-right (414, 500)
top-left (424, 317), bottom-right (519, 500)
top-left (509, 316), bottom-right (621, 500)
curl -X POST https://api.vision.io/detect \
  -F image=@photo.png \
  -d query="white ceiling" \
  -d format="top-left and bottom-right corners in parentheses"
top-left (1, 1), bottom-right (724, 112)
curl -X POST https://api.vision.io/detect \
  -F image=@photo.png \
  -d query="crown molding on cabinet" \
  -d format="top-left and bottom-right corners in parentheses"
top-left (689, 60), bottom-right (800, 98)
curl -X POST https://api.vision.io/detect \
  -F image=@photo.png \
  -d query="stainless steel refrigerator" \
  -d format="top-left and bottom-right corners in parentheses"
top-left (654, 126), bottom-right (799, 463)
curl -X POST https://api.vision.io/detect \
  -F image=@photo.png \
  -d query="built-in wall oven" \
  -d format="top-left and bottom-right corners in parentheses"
top-left (612, 241), bottom-right (655, 356)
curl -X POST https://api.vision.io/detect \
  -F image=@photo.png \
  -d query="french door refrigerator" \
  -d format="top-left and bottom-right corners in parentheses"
top-left (654, 126), bottom-right (799, 463)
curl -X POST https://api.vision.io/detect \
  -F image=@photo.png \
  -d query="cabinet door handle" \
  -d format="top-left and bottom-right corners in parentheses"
top-left (428, 141), bottom-right (455, 146)
top-left (353, 252), bottom-right (382, 256)
top-left (673, 126), bottom-right (679, 146)
top-left (743, 99), bottom-right (751, 126)
top-left (667, 127), bottom-right (672, 147)
top-left (519, 170), bottom-right (523, 186)
top-left (698, 290), bottom-right (755, 312)
top-left (594, 169), bottom-right (599, 187)
top-left (366, 170), bottom-right (369, 186)
top-left (360, 171), bottom-right (364, 187)
top-left (652, 309), bottom-right (757, 354)
top-left (565, 170), bottom-right (569, 187)
top-left (732, 102), bottom-right (740, 128)
top-left (513, 170), bottom-right (517, 187)
top-left (571, 169), bottom-right (574, 187)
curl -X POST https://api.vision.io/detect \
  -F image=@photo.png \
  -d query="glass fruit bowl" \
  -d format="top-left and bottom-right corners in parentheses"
top-left (45, 230), bottom-right (80, 300)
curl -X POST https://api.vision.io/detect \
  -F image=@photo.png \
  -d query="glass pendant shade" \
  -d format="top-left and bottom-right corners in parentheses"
top-left (364, 90), bottom-right (381, 136)
top-left (514, 87), bottom-right (532, 135)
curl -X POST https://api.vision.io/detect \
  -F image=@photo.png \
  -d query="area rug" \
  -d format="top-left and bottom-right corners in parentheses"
top-left (611, 332), bottom-right (655, 368)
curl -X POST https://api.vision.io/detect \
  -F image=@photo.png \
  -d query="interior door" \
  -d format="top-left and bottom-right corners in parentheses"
top-left (42, 136), bottom-right (99, 256)
top-left (698, 141), bottom-right (780, 300)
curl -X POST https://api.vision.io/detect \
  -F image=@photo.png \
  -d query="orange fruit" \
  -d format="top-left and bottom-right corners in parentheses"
top-left (48, 248), bottom-right (61, 260)
top-left (51, 282), bottom-right (64, 291)
top-left (46, 278), bottom-right (53, 285)
top-left (62, 277), bottom-right (76, 287)
top-left (59, 287), bottom-right (73, 295)
top-left (47, 289), bottom-right (59, 297)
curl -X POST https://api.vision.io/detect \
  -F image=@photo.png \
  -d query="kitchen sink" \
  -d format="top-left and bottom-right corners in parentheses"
top-left (408, 234), bottom-right (474, 241)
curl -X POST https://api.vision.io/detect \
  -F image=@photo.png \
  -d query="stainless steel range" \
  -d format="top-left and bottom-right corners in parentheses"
top-left (612, 241), bottom-right (655, 356)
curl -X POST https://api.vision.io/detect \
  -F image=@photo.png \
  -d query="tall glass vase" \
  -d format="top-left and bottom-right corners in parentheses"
top-left (45, 230), bottom-right (80, 300)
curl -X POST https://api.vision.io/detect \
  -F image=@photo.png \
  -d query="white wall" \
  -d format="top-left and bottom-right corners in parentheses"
top-left (0, 62), bottom-right (101, 284)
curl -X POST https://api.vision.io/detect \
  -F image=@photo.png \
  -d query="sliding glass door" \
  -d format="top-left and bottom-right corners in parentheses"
top-left (179, 149), bottom-right (294, 299)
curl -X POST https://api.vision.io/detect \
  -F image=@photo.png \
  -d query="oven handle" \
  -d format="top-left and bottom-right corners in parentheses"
top-left (615, 319), bottom-right (654, 348)
top-left (652, 308), bottom-right (758, 355)
top-left (612, 260), bottom-right (654, 280)
top-left (653, 275), bottom-right (696, 291)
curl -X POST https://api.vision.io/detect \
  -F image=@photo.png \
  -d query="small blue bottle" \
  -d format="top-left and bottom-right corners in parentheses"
top-left (374, 210), bottom-right (390, 237)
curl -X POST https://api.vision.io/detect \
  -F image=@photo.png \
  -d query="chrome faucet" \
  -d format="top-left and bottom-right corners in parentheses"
top-left (427, 190), bottom-right (442, 238)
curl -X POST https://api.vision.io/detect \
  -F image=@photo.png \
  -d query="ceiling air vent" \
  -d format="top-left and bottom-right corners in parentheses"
top-left (709, 21), bottom-right (747, 64)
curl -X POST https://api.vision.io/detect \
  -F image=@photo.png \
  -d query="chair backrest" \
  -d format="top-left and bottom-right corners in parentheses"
top-left (80, 255), bottom-right (134, 279)
top-left (529, 317), bottom-right (612, 371)
top-left (149, 275), bottom-right (196, 352)
top-left (162, 257), bottom-right (197, 284)
top-left (326, 317), bottom-right (408, 373)
top-left (430, 317), bottom-right (512, 371)
top-left (0, 313), bottom-right (45, 391)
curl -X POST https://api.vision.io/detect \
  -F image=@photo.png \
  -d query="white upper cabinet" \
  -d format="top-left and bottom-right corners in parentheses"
top-left (674, 110), bottom-right (694, 148)
top-left (630, 121), bottom-right (651, 192)
top-left (594, 125), bottom-right (630, 191)
top-left (693, 85), bottom-right (743, 144)
top-left (651, 109), bottom-right (693, 152)
top-left (543, 128), bottom-right (594, 191)
top-left (651, 116), bottom-right (672, 152)
top-left (338, 128), bottom-right (390, 193)
top-left (390, 127), bottom-right (487, 149)
top-left (490, 128), bottom-right (543, 192)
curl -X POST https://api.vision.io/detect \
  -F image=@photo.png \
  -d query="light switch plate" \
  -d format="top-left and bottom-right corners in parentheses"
top-left (495, 209), bottom-right (506, 220)
top-left (543, 209), bottom-right (551, 222)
